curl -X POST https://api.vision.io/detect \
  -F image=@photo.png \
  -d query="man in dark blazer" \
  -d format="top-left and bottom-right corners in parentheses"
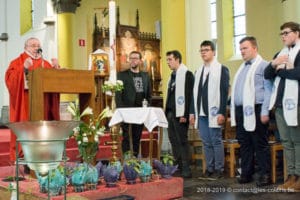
top-left (191, 40), bottom-right (229, 180)
top-left (116, 51), bottom-right (152, 157)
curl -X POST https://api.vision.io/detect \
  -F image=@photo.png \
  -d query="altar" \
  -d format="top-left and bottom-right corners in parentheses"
top-left (109, 107), bottom-right (168, 161)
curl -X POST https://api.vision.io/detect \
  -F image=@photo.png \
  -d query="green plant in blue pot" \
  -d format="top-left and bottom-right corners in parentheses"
top-left (123, 156), bottom-right (141, 184)
top-left (153, 154), bottom-right (178, 179)
top-left (103, 161), bottom-right (122, 187)
top-left (83, 163), bottom-right (99, 190)
top-left (71, 163), bottom-right (86, 192)
top-left (139, 160), bottom-right (152, 183)
top-left (36, 167), bottom-right (65, 196)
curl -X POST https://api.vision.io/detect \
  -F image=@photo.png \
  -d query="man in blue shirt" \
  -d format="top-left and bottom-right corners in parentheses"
top-left (231, 36), bottom-right (272, 186)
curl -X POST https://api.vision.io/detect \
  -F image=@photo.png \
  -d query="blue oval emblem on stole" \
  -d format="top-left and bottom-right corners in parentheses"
top-left (244, 106), bottom-right (254, 116)
top-left (284, 99), bottom-right (296, 110)
top-left (210, 106), bottom-right (219, 116)
top-left (177, 96), bottom-right (185, 105)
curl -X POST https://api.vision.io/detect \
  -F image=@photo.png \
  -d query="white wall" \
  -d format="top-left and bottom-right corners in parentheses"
top-left (0, 0), bottom-right (57, 118)
top-left (0, 0), bottom-right (11, 109)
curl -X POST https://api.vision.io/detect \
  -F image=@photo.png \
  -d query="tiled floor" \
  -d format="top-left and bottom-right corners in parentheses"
top-left (182, 165), bottom-right (298, 200)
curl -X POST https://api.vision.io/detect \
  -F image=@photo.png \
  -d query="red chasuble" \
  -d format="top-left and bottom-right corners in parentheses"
top-left (5, 52), bottom-right (60, 161)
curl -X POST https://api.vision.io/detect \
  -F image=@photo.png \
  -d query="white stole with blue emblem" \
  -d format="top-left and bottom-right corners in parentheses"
top-left (193, 59), bottom-right (222, 128)
top-left (269, 41), bottom-right (300, 126)
top-left (231, 55), bottom-right (262, 131)
top-left (166, 64), bottom-right (187, 117)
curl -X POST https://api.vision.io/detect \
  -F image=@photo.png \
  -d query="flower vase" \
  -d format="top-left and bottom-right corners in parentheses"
top-left (81, 135), bottom-right (98, 165)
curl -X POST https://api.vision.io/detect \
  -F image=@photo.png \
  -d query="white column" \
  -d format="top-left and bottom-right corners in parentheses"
top-left (109, 0), bottom-right (116, 82)
top-left (0, 0), bottom-right (9, 111)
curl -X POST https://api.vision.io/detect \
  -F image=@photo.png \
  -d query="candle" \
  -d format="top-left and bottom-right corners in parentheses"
top-left (109, 0), bottom-right (116, 83)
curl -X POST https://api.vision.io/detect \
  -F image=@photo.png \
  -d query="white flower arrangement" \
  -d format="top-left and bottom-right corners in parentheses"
top-left (67, 100), bottom-right (109, 164)
top-left (102, 80), bottom-right (124, 93)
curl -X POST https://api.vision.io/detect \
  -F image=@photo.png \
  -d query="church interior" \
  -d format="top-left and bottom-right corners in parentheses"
top-left (0, 0), bottom-right (300, 199)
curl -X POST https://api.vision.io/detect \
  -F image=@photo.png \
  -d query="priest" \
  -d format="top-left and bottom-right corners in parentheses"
top-left (5, 37), bottom-right (60, 163)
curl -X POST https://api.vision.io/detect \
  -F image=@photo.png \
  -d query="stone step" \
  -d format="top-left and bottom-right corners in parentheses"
top-left (0, 129), bottom-right (158, 166)
top-left (0, 152), bottom-right (11, 166)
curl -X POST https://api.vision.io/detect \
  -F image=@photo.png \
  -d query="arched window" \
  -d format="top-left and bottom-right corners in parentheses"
top-left (210, 0), bottom-right (217, 40)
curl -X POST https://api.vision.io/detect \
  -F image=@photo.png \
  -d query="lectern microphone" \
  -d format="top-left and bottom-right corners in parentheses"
top-left (37, 48), bottom-right (43, 54)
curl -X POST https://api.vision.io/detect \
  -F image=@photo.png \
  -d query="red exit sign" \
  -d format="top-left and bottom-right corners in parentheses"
top-left (78, 39), bottom-right (85, 47)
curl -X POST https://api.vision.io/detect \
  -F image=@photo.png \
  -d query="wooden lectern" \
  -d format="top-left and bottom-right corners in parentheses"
top-left (28, 68), bottom-right (95, 120)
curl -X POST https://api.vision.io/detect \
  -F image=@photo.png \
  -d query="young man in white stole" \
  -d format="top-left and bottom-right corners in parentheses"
top-left (265, 22), bottom-right (300, 191)
top-left (165, 50), bottom-right (194, 178)
top-left (190, 40), bottom-right (229, 180)
top-left (231, 36), bottom-right (272, 187)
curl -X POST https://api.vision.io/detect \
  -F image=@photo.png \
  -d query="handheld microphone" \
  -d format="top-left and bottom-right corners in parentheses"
top-left (37, 48), bottom-right (44, 68)
top-left (37, 48), bottom-right (43, 54)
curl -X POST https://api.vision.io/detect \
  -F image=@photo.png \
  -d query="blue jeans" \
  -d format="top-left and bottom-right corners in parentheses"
top-left (198, 116), bottom-right (224, 172)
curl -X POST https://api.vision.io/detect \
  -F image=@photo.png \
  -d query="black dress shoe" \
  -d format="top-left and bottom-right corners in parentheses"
top-left (237, 176), bottom-right (253, 184)
top-left (256, 175), bottom-right (271, 187)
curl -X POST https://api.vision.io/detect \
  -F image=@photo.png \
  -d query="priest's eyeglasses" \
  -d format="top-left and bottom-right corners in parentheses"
top-left (26, 44), bottom-right (41, 48)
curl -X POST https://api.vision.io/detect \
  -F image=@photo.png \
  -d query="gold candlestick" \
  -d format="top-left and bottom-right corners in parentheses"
top-left (106, 92), bottom-right (121, 163)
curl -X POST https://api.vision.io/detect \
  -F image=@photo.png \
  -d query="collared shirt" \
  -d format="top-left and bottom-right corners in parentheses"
top-left (202, 65), bottom-right (210, 85)
top-left (234, 58), bottom-right (273, 116)
top-left (200, 65), bottom-right (210, 116)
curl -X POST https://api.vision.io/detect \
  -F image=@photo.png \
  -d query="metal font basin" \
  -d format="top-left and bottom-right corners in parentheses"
top-left (7, 121), bottom-right (79, 175)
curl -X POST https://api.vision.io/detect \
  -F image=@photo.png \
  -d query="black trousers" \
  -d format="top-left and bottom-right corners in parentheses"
top-left (121, 123), bottom-right (144, 157)
top-left (166, 112), bottom-right (190, 167)
top-left (235, 105), bottom-right (271, 177)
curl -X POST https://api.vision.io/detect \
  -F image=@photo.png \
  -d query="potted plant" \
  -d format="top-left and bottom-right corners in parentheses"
top-left (123, 154), bottom-right (141, 184)
top-left (71, 163), bottom-right (86, 192)
top-left (95, 160), bottom-right (105, 184)
top-left (36, 167), bottom-right (65, 196)
top-left (153, 154), bottom-right (178, 179)
top-left (139, 160), bottom-right (152, 183)
top-left (103, 161), bottom-right (122, 187)
top-left (83, 163), bottom-right (99, 190)
top-left (67, 100), bottom-right (109, 165)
